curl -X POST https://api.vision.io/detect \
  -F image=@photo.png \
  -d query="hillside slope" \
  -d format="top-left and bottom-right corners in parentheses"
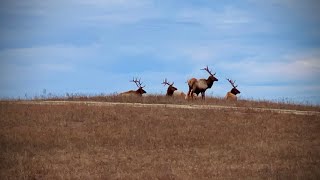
top-left (0, 99), bottom-right (319, 179)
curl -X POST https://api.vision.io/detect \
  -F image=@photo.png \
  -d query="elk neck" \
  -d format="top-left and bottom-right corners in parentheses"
top-left (136, 87), bottom-right (146, 95)
top-left (166, 85), bottom-right (177, 96)
top-left (206, 75), bottom-right (217, 88)
top-left (230, 88), bottom-right (240, 95)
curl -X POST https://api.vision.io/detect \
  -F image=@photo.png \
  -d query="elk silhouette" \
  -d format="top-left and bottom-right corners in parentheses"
top-left (187, 66), bottom-right (218, 99)
top-left (225, 78), bottom-right (240, 100)
top-left (119, 77), bottom-right (146, 96)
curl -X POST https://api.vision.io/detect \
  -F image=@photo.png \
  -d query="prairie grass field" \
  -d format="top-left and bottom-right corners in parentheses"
top-left (0, 96), bottom-right (320, 179)
top-left (20, 93), bottom-right (320, 111)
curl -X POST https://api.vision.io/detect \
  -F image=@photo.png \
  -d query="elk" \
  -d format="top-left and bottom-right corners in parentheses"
top-left (119, 77), bottom-right (147, 96)
top-left (187, 66), bottom-right (218, 99)
top-left (162, 78), bottom-right (187, 98)
top-left (162, 78), bottom-right (177, 96)
top-left (225, 78), bottom-right (240, 100)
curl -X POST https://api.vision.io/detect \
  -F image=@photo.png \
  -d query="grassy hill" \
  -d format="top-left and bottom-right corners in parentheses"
top-left (1, 96), bottom-right (319, 179)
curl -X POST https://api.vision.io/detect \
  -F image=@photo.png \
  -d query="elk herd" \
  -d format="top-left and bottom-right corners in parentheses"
top-left (119, 66), bottom-right (241, 101)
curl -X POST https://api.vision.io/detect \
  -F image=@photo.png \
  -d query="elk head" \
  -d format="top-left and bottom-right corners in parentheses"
top-left (227, 78), bottom-right (240, 95)
top-left (201, 65), bottom-right (218, 82)
top-left (162, 78), bottom-right (177, 96)
top-left (131, 77), bottom-right (147, 94)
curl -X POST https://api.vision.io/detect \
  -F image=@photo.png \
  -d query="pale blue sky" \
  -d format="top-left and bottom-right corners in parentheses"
top-left (1, 0), bottom-right (320, 104)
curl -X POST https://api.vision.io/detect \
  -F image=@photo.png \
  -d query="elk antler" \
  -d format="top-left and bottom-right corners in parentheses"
top-left (201, 65), bottom-right (216, 76)
top-left (226, 78), bottom-right (238, 88)
top-left (161, 78), bottom-right (174, 86)
top-left (130, 77), bottom-right (145, 88)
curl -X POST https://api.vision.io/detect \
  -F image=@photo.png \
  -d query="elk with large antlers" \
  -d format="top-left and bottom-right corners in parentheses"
top-left (119, 77), bottom-right (147, 96)
top-left (187, 66), bottom-right (218, 99)
top-left (162, 78), bottom-right (178, 96)
top-left (161, 78), bottom-right (187, 97)
top-left (225, 78), bottom-right (240, 100)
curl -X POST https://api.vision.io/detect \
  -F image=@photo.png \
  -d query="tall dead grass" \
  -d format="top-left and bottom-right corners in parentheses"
top-left (22, 93), bottom-right (320, 112)
top-left (0, 101), bottom-right (319, 179)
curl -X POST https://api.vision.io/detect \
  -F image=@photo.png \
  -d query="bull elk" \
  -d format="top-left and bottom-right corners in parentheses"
top-left (119, 77), bottom-right (147, 96)
top-left (162, 78), bottom-right (187, 97)
top-left (162, 78), bottom-right (177, 96)
top-left (187, 66), bottom-right (218, 99)
top-left (225, 78), bottom-right (240, 100)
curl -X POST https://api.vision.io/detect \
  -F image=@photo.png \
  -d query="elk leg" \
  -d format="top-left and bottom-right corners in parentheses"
top-left (201, 92), bottom-right (205, 100)
top-left (187, 88), bottom-right (191, 97)
top-left (187, 87), bottom-right (193, 99)
top-left (191, 88), bottom-right (196, 99)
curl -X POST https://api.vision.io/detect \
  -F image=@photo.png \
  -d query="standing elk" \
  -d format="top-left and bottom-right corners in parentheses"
top-left (225, 78), bottom-right (240, 100)
top-left (187, 66), bottom-right (218, 100)
top-left (119, 77), bottom-right (147, 96)
top-left (161, 78), bottom-right (187, 98)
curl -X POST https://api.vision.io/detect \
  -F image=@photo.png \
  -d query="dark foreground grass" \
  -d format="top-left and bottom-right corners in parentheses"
top-left (0, 101), bottom-right (319, 179)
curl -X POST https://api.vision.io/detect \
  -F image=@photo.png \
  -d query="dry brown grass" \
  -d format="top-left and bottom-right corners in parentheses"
top-left (27, 94), bottom-right (320, 112)
top-left (1, 98), bottom-right (320, 179)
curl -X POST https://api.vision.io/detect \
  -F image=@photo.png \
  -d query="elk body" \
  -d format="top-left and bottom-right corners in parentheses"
top-left (119, 78), bottom-right (147, 96)
top-left (187, 66), bottom-right (218, 99)
top-left (173, 90), bottom-right (187, 98)
top-left (225, 78), bottom-right (240, 100)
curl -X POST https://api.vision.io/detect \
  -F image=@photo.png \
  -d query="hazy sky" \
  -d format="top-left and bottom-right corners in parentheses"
top-left (1, 0), bottom-right (320, 104)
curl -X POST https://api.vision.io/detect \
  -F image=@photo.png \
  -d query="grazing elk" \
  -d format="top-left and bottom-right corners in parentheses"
top-left (225, 78), bottom-right (240, 100)
top-left (119, 77), bottom-right (147, 96)
top-left (187, 66), bottom-right (218, 99)
top-left (161, 78), bottom-right (187, 98)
